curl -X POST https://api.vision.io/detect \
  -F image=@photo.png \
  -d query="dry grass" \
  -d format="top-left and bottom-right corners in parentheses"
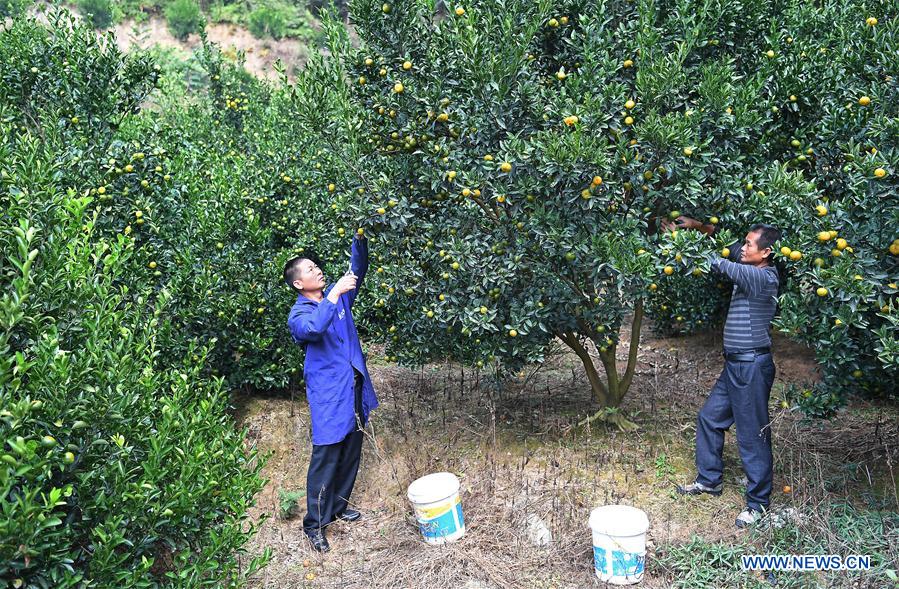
top-left (234, 325), bottom-right (898, 589)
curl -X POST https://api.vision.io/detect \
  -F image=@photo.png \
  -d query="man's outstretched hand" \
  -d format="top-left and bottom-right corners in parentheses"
top-left (661, 216), bottom-right (702, 232)
top-left (661, 216), bottom-right (715, 236)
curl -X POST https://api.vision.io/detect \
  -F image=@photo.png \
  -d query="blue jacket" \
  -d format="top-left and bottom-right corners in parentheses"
top-left (287, 236), bottom-right (378, 445)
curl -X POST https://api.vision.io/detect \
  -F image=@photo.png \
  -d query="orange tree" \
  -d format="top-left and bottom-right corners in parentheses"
top-left (296, 0), bottom-right (897, 418)
top-left (68, 30), bottom-right (371, 391)
top-left (1, 11), bottom-right (267, 586)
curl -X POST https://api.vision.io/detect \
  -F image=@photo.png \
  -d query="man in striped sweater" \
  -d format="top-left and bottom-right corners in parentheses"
top-left (667, 218), bottom-right (782, 529)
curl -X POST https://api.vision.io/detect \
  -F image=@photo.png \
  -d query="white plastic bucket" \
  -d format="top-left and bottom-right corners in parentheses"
top-left (589, 505), bottom-right (649, 585)
top-left (407, 472), bottom-right (465, 544)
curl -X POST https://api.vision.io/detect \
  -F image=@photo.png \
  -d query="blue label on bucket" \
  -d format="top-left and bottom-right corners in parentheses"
top-left (594, 547), bottom-right (645, 577)
top-left (419, 500), bottom-right (463, 538)
top-left (594, 546), bottom-right (608, 573)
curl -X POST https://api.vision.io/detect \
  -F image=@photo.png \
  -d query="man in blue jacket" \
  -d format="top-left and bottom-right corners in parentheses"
top-left (666, 217), bottom-right (781, 529)
top-left (284, 234), bottom-right (378, 552)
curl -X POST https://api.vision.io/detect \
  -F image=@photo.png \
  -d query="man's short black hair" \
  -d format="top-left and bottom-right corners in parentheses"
top-left (283, 256), bottom-right (309, 292)
top-left (749, 223), bottom-right (782, 261)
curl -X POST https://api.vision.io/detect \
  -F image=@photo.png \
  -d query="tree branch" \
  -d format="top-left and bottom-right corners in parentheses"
top-left (617, 299), bottom-right (644, 399)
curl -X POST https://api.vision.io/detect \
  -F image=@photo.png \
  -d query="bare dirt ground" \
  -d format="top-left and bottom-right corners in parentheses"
top-left (111, 18), bottom-right (309, 80)
top-left (233, 323), bottom-right (898, 589)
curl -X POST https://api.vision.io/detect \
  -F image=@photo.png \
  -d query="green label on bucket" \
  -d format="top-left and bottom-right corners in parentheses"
top-left (419, 500), bottom-right (463, 538)
top-left (594, 547), bottom-right (645, 577)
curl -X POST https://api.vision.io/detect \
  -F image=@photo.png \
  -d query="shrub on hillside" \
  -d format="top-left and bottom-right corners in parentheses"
top-left (0, 0), bottom-right (28, 18)
top-left (165, 0), bottom-right (202, 40)
top-left (248, 5), bottom-right (289, 40)
top-left (77, 0), bottom-right (113, 29)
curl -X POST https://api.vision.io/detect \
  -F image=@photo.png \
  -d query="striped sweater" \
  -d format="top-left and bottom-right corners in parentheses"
top-left (711, 258), bottom-right (780, 352)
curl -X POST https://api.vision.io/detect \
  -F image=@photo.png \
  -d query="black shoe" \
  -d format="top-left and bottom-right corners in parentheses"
top-left (676, 481), bottom-right (723, 496)
top-left (335, 508), bottom-right (361, 522)
top-left (305, 529), bottom-right (330, 553)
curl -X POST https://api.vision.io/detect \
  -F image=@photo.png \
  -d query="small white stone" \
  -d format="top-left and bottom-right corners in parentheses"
top-left (525, 514), bottom-right (553, 546)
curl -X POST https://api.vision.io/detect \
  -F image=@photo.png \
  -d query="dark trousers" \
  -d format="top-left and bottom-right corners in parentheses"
top-left (695, 352), bottom-right (776, 512)
top-left (304, 371), bottom-right (365, 532)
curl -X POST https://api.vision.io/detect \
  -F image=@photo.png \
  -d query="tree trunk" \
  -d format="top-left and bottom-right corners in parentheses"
top-left (557, 331), bottom-right (611, 407)
top-left (556, 299), bottom-right (645, 409)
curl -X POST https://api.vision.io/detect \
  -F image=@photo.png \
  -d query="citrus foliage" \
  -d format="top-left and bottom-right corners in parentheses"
top-left (1, 12), bottom-right (267, 586)
top-left (297, 0), bottom-right (898, 414)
